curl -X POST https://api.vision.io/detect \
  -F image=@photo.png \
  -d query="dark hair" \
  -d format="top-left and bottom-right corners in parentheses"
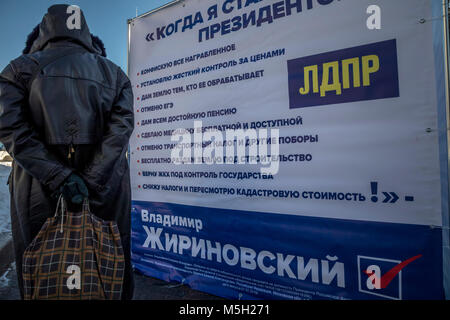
top-left (23, 24), bottom-right (40, 54)
top-left (90, 34), bottom-right (107, 57)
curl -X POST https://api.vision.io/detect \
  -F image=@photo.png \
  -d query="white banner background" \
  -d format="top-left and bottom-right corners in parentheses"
top-left (128, 0), bottom-right (442, 227)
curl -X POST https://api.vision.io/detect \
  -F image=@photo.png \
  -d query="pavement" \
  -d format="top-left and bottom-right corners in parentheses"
top-left (0, 162), bottom-right (12, 278)
top-left (0, 261), bottom-right (221, 300)
top-left (0, 161), bottom-right (220, 300)
top-left (0, 161), bottom-right (18, 300)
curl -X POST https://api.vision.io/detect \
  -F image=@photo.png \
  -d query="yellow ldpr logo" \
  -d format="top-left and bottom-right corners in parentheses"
top-left (299, 55), bottom-right (379, 97)
top-left (287, 39), bottom-right (399, 109)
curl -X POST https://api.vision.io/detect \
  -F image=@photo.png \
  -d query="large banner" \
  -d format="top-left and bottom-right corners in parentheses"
top-left (128, 0), bottom-right (449, 299)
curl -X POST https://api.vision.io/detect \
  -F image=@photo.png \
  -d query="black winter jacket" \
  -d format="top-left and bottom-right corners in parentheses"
top-left (0, 4), bottom-right (135, 299)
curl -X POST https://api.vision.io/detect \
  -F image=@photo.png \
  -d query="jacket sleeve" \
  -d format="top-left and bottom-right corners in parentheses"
top-left (79, 67), bottom-right (134, 199)
top-left (0, 57), bottom-right (73, 192)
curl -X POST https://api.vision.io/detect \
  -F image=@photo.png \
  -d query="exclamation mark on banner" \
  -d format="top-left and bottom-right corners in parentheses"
top-left (370, 182), bottom-right (378, 203)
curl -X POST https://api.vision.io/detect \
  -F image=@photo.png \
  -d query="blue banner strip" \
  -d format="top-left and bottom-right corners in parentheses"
top-left (131, 201), bottom-right (443, 300)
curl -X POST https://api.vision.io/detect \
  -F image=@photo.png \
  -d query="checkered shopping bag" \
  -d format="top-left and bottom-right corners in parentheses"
top-left (22, 195), bottom-right (125, 300)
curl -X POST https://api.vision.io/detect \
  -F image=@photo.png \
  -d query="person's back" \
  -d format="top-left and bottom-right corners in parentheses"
top-left (0, 4), bottom-right (135, 299)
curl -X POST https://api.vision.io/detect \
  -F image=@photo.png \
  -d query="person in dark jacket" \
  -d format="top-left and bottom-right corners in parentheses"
top-left (0, 4), bottom-right (135, 299)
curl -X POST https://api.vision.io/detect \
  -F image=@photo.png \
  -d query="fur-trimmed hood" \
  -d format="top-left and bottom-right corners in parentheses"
top-left (23, 4), bottom-right (106, 57)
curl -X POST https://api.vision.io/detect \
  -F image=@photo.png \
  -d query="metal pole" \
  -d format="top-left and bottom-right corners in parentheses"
top-left (128, 0), bottom-right (184, 24)
top-left (442, 0), bottom-right (450, 300)
top-left (444, 0), bottom-right (450, 209)
top-left (444, 0), bottom-right (450, 130)
top-left (127, 20), bottom-right (131, 163)
top-left (444, 0), bottom-right (450, 156)
top-left (127, 20), bottom-right (131, 77)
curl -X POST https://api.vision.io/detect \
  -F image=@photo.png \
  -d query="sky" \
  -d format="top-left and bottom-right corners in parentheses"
top-left (0, 0), bottom-right (173, 72)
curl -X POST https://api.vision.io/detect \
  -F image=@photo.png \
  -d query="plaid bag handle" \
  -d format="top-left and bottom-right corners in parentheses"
top-left (54, 194), bottom-right (66, 233)
top-left (54, 195), bottom-right (91, 233)
top-left (82, 197), bottom-right (91, 215)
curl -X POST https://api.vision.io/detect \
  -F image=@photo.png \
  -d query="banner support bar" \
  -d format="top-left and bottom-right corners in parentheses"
top-left (127, 0), bottom-right (184, 24)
